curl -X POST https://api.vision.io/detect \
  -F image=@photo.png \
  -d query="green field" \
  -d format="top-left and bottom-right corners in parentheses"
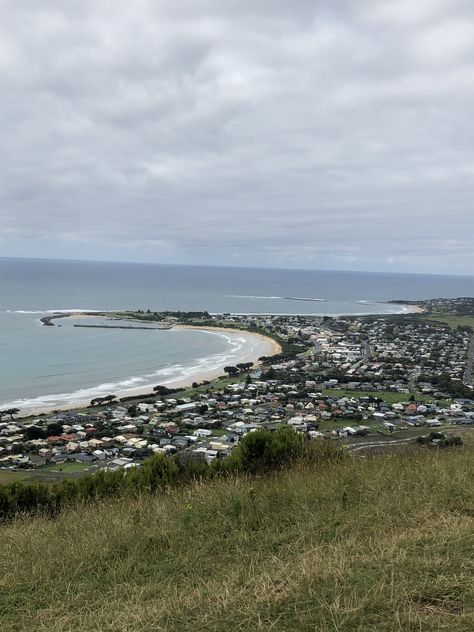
top-left (1, 448), bottom-right (473, 631)
top-left (323, 388), bottom-right (436, 404)
top-left (173, 373), bottom-right (246, 398)
top-left (0, 461), bottom-right (95, 485)
top-left (210, 428), bottom-right (229, 437)
top-left (42, 461), bottom-right (94, 473)
top-left (422, 313), bottom-right (474, 330)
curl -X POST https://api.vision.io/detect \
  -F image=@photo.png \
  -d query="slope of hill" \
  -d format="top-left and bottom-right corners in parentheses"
top-left (1, 448), bottom-right (473, 631)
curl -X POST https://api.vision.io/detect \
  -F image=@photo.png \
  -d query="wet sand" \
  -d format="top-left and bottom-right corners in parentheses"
top-left (14, 322), bottom-right (282, 418)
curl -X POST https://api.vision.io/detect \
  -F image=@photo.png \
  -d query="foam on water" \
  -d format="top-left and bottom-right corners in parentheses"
top-left (0, 327), bottom-right (251, 411)
top-left (225, 295), bottom-right (325, 301)
top-left (1, 258), bottom-right (472, 410)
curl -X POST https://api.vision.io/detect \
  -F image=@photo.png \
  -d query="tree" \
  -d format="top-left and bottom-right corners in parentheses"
top-left (45, 422), bottom-right (63, 437)
top-left (153, 385), bottom-right (174, 395)
top-left (263, 367), bottom-right (276, 380)
top-left (1, 408), bottom-right (21, 419)
top-left (24, 426), bottom-right (46, 440)
top-left (237, 362), bottom-right (253, 372)
top-left (224, 366), bottom-right (238, 376)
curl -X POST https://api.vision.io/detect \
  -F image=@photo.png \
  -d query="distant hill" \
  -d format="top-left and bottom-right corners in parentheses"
top-left (1, 448), bottom-right (473, 631)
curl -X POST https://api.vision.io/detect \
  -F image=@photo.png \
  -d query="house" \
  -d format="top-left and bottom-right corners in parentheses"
top-left (425, 419), bottom-right (442, 427)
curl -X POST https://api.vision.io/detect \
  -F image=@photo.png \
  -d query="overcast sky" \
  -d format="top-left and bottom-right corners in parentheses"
top-left (1, 0), bottom-right (473, 274)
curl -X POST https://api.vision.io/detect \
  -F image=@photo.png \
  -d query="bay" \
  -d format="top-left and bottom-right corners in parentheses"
top-left (1, 257), bottom-right (474, 410)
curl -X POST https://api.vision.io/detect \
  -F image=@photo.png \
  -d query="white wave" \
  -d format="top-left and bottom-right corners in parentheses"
top-left (394, 305), bottom-right (420, 314)
top-left (0, 328), bottom-right (260, 412)
top-left (44, 308), bottom-right (115, 314)
top-left (224, 295), bottom-right (285, 299)
top-left (4, 308), bottom-right (117, 315)
top-left (5, 310), bottom-right (48, 314)
top-left (284, 297), bottom-right (325, 302)
top-left (225, 295), bottom-right (325, 302)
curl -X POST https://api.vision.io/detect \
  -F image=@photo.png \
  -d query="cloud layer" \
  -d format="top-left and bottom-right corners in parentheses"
top-left (1, 0), bottom-right (473, 273)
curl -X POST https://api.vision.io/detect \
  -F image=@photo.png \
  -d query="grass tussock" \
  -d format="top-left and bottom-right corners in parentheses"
top-left (1, 448), bottom-right (473, 631)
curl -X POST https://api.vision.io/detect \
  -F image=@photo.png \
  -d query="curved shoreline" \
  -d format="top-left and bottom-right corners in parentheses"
top-left (4, 300), bottom-right (421, 418)
top-left (8, 319), bottom-right (282, 418)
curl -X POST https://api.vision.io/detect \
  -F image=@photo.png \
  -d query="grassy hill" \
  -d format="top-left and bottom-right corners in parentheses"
top-left (1, 448), bottom-right (473, 631)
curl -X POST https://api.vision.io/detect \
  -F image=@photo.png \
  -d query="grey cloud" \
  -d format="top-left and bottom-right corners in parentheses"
top-left (0, 0), bottom-right (474, 274)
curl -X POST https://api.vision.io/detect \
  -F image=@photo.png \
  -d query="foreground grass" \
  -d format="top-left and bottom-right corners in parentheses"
top-left (0, 471), bottom-right (33, 485)
top-left (1, 449), bottom-right (473, 631)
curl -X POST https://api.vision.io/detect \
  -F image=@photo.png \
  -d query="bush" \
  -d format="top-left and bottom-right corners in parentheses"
top-left (228, 427), bottom-right (308, 474)
top-left (0, 430), bottom-right (340, 522)
top-left (127, 454), bottom-right (179, 492)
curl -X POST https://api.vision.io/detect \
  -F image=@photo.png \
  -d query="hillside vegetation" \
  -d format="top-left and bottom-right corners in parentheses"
top-left (1, 446), bottom-right (473, 631)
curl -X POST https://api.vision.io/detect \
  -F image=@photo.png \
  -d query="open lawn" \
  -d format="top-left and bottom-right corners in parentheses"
top-left (422, 313), bottom-right (474, 330)
top-left (1, 448), bottom-right (473, 631)
top-left (210, 428), bottom-right (229, 437)
top-left (43, 461), bottom-right (95, 474)
top-left (173, 373), bottom-right (246, 398)
top-left (323, 388), bottom-right (436, 404)
top-left (0, 461), bottom-right (97, 485)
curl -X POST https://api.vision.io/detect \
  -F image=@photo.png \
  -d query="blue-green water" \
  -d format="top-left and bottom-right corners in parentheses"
top-left (1, 258), bottom-right (474, 411)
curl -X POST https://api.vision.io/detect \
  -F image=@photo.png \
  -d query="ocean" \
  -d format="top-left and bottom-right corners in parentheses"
top-left (1, 257), bottom-right (474, 411)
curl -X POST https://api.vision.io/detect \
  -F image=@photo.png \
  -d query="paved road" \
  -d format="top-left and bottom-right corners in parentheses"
top-left (346, 427), bottom-right (474, 454)
top-left (408, 367), bottom-right (421, 393)
top-left (346, 437), bottom-right (417, 453)
top-left (362, 340), bottom-right (372, 360)
top-left (463, 333), bottom-right (474, 386)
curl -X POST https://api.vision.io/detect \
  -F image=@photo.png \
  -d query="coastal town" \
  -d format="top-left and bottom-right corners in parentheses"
top-left (1, 297), bottom-right (473, 480)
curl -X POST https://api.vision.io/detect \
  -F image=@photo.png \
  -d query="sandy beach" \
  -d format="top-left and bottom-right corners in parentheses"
top-left (396, 304), bottom-right (427, 314)
top-left (168, 324), bottom-right (282, 384)
top-left (14, 321), bottom-right (282, 418)
top-left (98, 324), bottom-right (281, 395)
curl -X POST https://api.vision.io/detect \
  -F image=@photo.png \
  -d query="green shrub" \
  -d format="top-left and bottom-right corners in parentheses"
top-left (229, 427), bottom-right (308, 473)
top-left (0, 430), bottom-right (340, 522)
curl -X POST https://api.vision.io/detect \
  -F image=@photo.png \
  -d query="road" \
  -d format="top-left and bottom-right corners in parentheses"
top-left (346, 436), bottom-right (418, 453)
top-left (408, 367), bottom-right (421, 393)
top-left (362, 340), bottom-right (372, 360)
top-left (346, 427), bottom-right (474, 454)
top-left (463, 333), bottom-right (474, 386)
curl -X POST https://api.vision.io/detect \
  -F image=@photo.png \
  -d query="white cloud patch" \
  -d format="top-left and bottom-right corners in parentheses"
top-left (0, 0), bottom-right (473, 273)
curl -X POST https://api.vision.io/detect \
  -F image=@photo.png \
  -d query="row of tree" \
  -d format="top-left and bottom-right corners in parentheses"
top-left (223, 362), bottom-right (254, 376)
top-left (89, 394), bottom-right (117, 407)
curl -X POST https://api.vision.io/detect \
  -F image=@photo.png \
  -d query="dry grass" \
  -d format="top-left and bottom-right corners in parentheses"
top-left (1, 449), bottom-right (473, 631)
